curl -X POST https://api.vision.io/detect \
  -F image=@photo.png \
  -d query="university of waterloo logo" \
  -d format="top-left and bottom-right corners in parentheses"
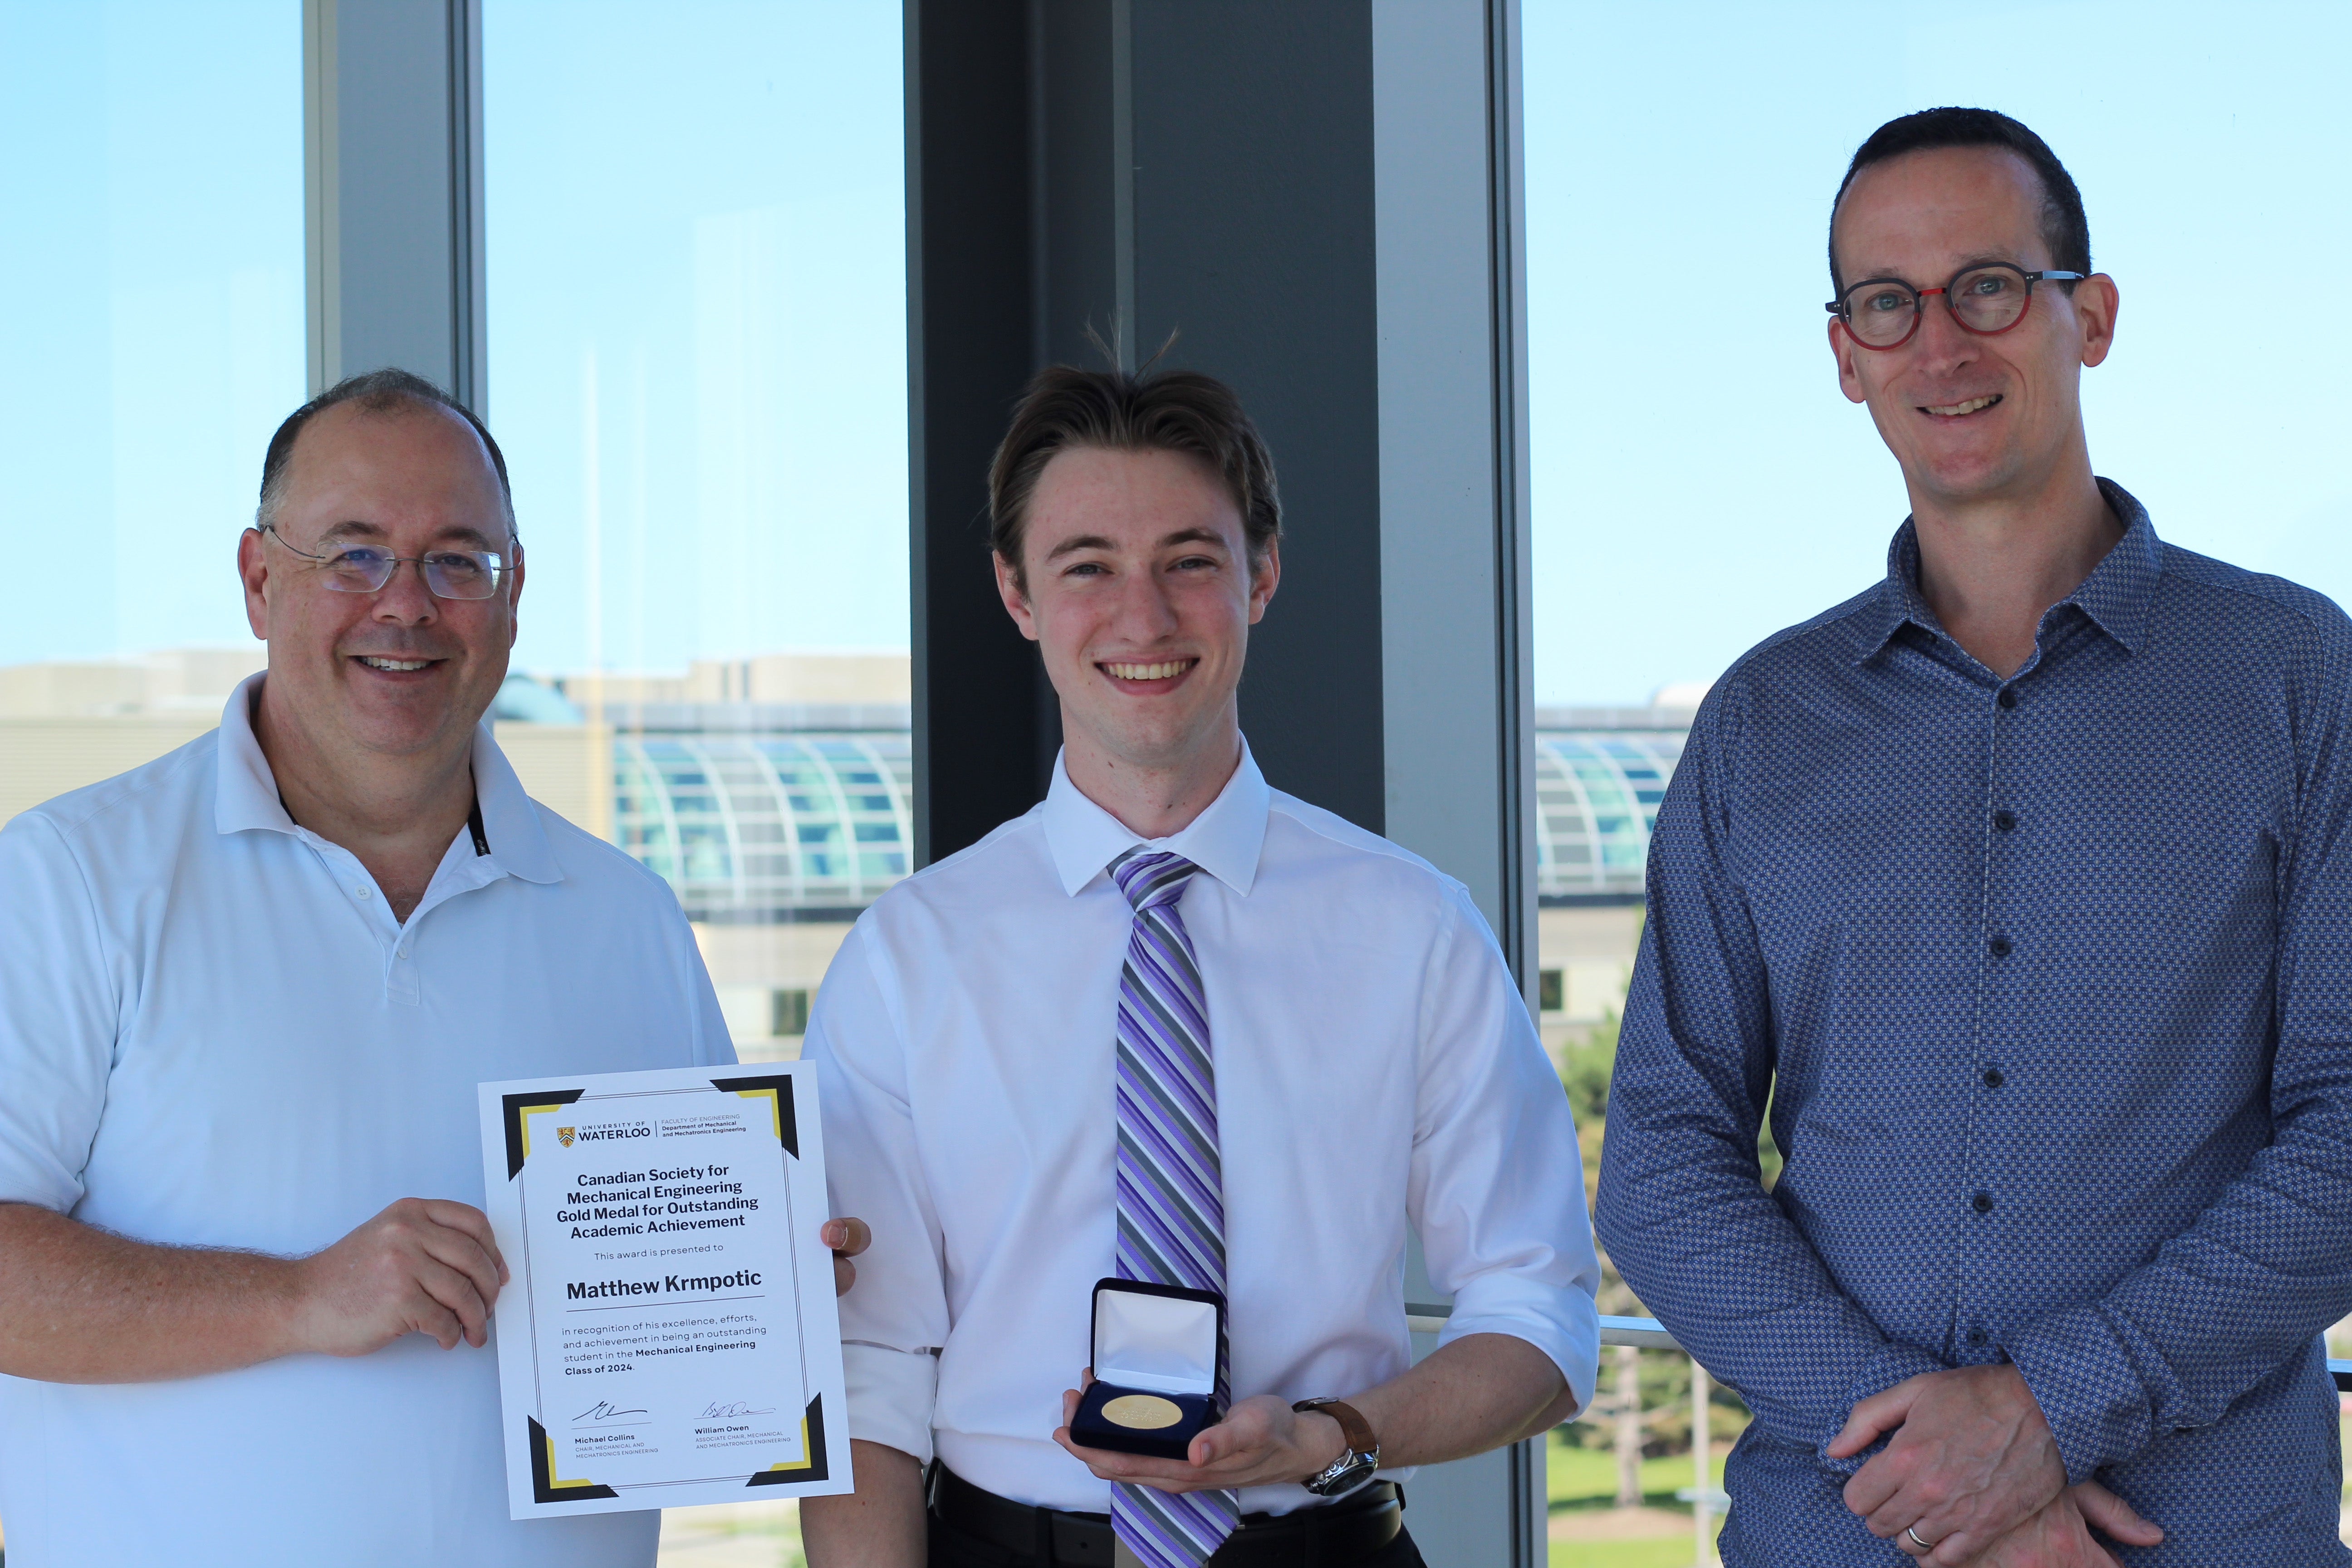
top-left (557, 1126), bottom-right (576, 1147)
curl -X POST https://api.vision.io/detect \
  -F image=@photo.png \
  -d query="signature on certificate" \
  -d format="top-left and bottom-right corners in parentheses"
top-left (573, 1400), bottom-right (651, 1426)
top-left (697, 1400), bottom-right (777, 1419)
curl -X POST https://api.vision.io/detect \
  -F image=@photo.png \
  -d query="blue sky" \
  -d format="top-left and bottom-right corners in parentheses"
top-left (0, 0), bottom-right (906, 677)
top-left (6, 2), bottom-right (2346, 710)
top-left (483, 0), bottom-right (907, 676)
top-left (0, 0), bottom-right (303, 668)
top-left (1524, 0), bottom-right (2352, 702)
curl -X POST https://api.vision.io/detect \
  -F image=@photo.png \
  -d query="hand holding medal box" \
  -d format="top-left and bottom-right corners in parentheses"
top-left (477, 1064), bottom-right (853, 1517)
top-left (1068, 1279), bottom-right (1227, 1461)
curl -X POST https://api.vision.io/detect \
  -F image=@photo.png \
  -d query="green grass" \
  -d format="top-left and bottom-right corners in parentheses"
top-left (1548, 1437), bottom-right (1731, 1513)
top-left (1549, 1537), bottom-right (1703, 1568)
top-left (1546, 1436), bottom-right (1730, 1568)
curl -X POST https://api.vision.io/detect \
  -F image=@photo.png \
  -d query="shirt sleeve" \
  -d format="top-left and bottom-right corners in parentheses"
top-left (0, 812), bottom-right (120, 1214)
top-left (1406, 882), bottom-right (1602, 1417)
top-left (806, 918), bottom-right (946, 1466)
top-left (1593, 693), bottom-right (1946, 1473)
top-left (2005, 612), bottom-right (2352, 1484)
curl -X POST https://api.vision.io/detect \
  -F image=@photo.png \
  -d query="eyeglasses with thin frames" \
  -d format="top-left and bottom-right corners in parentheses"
top-left (1826, 262), bottom-right (2085, 351)
top-left (259, 524), bottom-right (516, 601)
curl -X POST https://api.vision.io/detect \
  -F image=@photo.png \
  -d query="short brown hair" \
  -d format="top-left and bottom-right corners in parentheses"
top-left (987, 363), bottom-right (1281, 587)
top-left (1830, 108), bottom-right (2088, 294)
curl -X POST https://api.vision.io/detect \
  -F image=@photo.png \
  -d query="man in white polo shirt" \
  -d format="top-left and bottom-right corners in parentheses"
top-left (0, 370), bottom-right (733, 1566)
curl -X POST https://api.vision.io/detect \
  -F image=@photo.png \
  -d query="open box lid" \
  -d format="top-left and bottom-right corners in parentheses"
top-left (1091, 1278), bottom-right (1222, 1398)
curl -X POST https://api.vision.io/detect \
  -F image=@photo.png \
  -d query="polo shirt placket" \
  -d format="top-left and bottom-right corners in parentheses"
top-left (294, 826), bottom-right (510, 1007)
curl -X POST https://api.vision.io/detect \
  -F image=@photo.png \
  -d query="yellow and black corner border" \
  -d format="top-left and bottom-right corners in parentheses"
top-left (529, 1414), bottom-right (620, 1503)
top-left (502, 1088), bottom-right (587, 1180)
top-left (745, 1394), bottom-right (829, 1486)
top-left (710, 1073), bottom-right (798, 1157)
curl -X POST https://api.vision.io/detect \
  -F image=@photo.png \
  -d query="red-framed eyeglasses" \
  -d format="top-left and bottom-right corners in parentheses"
top-left (1827, 262), bottom-right (2085, 350)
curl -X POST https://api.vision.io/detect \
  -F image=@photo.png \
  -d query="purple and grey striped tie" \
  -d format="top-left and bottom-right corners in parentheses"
top-left (1109, 849), bottom-right (1239, 1568)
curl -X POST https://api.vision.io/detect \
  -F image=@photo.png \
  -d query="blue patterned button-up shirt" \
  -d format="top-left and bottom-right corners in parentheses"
top-left (1594, 481), bottom-right (2352, 1565)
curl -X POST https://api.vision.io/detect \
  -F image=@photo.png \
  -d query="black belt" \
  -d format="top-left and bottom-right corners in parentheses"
top-left (928, 1464), bottom-right (1405, 1568)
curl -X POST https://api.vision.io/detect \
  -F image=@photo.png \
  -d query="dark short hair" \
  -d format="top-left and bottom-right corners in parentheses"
top-left (1829, 108), bottom-right (2089, 294)
top-left (987, 363), bottom-right (1281, 588)
top-left (256, 368), bottom-right (516, 540)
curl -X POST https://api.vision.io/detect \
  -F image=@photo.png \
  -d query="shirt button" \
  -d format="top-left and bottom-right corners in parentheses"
top-left (1971, 1191), bottom-right (1995, 1215)
top-left (354, 887), bottom-right (372, 900)
top-left (1989, 935), bottom-right (2014, 957)
top-left (1966, 1327), bottom-right (1989, 1347)
top-left (1992, 810), bottom-right (2018, 832)
top-left (1997, 687), bottom-right (2019, 710)
top-left (396, 948), bottom-right (409, 960)
top-left (1983, 1066), bottom-right (2005, 1088)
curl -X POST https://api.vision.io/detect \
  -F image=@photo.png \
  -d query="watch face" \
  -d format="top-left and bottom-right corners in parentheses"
top-left (1309, 1453), bottom-right (1378, 1497)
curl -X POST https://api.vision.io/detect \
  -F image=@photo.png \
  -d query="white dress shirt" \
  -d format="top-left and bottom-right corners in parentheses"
top-left (0, 676), bottom-right (734, 1568)
top-left (811, 744), bottom-right (1598, 1517)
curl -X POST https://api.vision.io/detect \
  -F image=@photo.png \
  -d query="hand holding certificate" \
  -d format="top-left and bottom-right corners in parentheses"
top-left (477, 1064), bottom-right (853, 1517)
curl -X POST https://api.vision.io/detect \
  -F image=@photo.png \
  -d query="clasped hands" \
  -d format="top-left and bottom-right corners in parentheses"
top-left (1828, 1363), bottom-right (2160, 1567)
top-left (1052, 1372), bottom-right (1348, 1493)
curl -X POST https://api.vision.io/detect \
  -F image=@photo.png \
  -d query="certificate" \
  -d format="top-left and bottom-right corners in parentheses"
top-left (477, 1064), bottom-right (853, 1517)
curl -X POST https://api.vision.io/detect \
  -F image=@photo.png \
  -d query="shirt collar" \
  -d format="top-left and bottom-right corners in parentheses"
top-left (1040, 740), bottom-right (1272, 899)
top-left (213, 673), bottom-right (298, 836)
top-left (2065, 478), bottom-right (2162, 653)
top-left (213, 672), bottom-right (564, 885)
top-left (1856, 476), bottom-right (2163, 663)
top-left (468, 715), bottom-right (564, 883)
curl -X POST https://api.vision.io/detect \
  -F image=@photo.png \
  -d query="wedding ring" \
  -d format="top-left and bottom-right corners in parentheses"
top-left (1905, 1524), bottom-right (1937, 1551)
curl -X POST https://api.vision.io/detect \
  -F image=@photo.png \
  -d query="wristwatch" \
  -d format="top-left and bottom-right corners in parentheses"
top-left (1293, 1397), bottom-right (1380, 1497)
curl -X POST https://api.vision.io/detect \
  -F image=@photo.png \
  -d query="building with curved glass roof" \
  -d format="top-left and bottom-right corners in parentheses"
top-left (600, 701), bottom-right (1688, 922)
top-left (1530, 708), bottom-right (1689, 903)
top-left (612, 725), bottom-right (914, 922)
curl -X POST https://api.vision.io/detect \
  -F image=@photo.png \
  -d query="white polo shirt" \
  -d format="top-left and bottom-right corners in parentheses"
top-left (0, 676), bottom-right (733, 1568)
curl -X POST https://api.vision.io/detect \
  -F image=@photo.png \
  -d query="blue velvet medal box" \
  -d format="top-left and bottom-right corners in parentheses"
top-left (1069, 1279), bottom-right (1227, 1462)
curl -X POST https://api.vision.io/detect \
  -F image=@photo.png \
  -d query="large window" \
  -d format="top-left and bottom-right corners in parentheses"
top-left (1525, 5), bottom-right (2352, 1561)
top-left (483, 10), bottom-right (907, 1547)
top-left (0, 5), bottom-right (908, 1553)
top-left (0, 0), bottom-right (301, 818)
top-left (483, 0), bottom-right (909, 682)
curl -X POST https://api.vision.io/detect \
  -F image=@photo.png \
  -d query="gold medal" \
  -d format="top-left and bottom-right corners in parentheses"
top-left (1101, 1394), bottom-right (1184, 1430)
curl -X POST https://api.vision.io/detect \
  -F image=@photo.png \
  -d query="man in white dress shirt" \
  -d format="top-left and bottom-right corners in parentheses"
top-left (802, 366), bottom-right (1599, 1568)
top-left (0, 370), bottom-right (737, 1567)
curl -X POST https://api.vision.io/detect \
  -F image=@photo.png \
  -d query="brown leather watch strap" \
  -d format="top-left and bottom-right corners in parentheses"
top-left (1293, 1396), bottom-right (1377, 1457)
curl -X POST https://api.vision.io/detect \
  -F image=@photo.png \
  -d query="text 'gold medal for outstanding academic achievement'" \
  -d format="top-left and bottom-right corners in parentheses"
top-left (478, 1063), bottom-right (852, 1517)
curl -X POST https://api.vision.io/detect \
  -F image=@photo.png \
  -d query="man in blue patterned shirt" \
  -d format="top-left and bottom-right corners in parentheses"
top-left (1595, 107), bottom-right (2352, 1567)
